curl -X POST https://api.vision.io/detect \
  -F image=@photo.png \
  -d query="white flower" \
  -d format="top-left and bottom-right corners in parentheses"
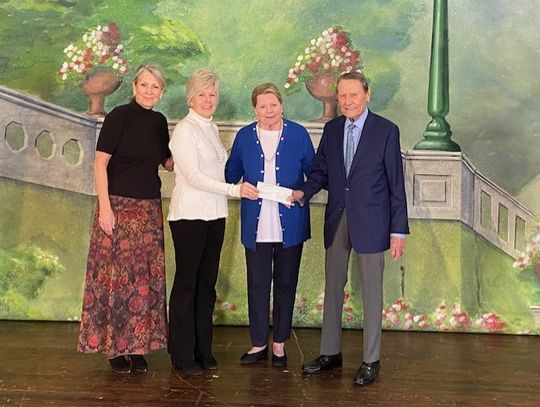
top-left (328, 27), bottom-right (334, 33)
top-left (322, 30), bottom-right (328, 36)
top-left (61, 73), bottom-right (68, 80)
top-left (300, 64), bottom-right (305, 70)
top-left (310, 39), bottom-right (316, 45)
top-left (112, 63), bottom-right (119, 69)
top-left (297, 55), bottom-right (303, 62)
top-left (284, 83), bottom-right (291, 89)
top-left (293, 77), bottom-right (299, 83)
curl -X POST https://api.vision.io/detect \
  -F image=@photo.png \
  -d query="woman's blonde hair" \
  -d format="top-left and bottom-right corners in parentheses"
top-left (186, 69), bottom-right (220, 106)
top-left (133, 64), bottom-right (166, 89)
top-left (251, 83), bottom-right (282, 107)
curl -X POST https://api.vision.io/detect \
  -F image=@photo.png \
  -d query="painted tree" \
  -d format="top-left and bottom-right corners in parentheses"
top-left (0, 0), bottom-right (206, 114)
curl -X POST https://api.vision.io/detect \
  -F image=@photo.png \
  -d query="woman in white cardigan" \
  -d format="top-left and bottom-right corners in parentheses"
top-left (167, 69), bottom-right (258, 376)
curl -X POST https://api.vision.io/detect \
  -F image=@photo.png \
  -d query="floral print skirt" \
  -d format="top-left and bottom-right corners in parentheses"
top-left (78, 195), bottom-right (168, 358)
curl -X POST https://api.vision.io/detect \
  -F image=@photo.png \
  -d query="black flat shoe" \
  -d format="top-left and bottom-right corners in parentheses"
top-left (353, 361), bottom-right (380, 385)
top-left (240, 347), bottom-right (268, 364)
top-left (129, 355), bottom-right (148, 373)
top-left (198, 354), bottom-right (218, 370)
top-left (172, 359), bottom-right (203, 376)
top-left (302, 353), bottom-right (343, 374)
top-left (271, 350), bottom-right (287, 368)
top-left (109, 356), bottom-right (131, 374)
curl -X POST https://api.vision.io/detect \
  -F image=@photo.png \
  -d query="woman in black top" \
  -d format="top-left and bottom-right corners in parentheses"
top-left (78, 64), bottom-right (173, 374)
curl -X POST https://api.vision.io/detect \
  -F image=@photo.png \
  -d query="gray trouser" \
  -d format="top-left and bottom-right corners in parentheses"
top-left (320, 211), bottom-right (384, 363)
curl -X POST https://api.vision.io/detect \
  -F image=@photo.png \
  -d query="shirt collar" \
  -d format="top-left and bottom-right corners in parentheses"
top-left (188, 108), bottom-right (214, 124)
top-left (346, 108), bottom-right (369, 129)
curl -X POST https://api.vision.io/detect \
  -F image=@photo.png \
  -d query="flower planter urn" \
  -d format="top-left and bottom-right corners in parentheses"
top-left (80, 70), bottom-right (121, 117)
top-left (305, 73), bottom-right (338, 123)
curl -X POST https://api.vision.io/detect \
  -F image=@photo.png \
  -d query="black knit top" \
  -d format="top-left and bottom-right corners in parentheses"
top-left (96, 101), bottom-right (171, 199)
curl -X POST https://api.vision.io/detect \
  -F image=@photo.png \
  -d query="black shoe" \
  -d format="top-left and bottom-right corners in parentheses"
top-left (302, 353), bottom-right (343, 374)
top-left (353, 361), bottom-right (380, 385)
top-left (198, 354), bottom-right (218, 370)
top-left (172, 359), bottom-right (203, 376)
top-left (109, 356), bottom-right (131, 374)
top-left (129, 355), bottom-right (148, 373)
top-left (240, 347), bottom-right (268, 364)
top-left (271, 350), bottom-right (287, 368)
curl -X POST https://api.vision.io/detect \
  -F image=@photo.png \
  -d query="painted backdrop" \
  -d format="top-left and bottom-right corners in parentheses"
top-left (0, 0), bottom-right (539, 334)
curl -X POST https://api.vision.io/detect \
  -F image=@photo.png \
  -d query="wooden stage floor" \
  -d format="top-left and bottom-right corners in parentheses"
top-left (0, 321), bottom-right (539, 406)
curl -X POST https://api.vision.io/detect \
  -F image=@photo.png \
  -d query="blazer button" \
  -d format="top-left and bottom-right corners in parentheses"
top-left (345, 187), bottom-right (350, 191)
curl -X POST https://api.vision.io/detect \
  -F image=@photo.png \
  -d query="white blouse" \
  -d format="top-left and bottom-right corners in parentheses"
top-left (256, 127), bottom-right (283, 242)
top-left (167, 109), bottom-right (240, 221)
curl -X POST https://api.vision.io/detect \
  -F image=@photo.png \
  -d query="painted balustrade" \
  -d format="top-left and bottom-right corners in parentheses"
top-left (0, 86), bottom-right (537, 259)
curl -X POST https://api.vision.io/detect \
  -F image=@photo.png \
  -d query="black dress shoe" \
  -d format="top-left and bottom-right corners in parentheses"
top-left (240, 347), bottom-right (268, 364)
top-left (109, 356), bottom-right (131, 374)
top-left (302, 353), bottom-right (343, 374)
top-left (198, 354), bottom-right (218, 370)
top-left (172, 359), bottom-right (203, 376)
top-left (354, 361), bottom-right (380, 385)
top-left (129, 355), bottom-right (148, 373)
top-left (272, 350), bottom-right (287, 368)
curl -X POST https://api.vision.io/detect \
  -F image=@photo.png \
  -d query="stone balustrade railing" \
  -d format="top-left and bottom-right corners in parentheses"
top-left (1, 86), bottom-right (537, 259)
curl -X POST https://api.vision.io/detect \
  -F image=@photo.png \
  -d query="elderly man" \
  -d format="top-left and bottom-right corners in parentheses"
top-left (292, 71), bottom-right (409, 385)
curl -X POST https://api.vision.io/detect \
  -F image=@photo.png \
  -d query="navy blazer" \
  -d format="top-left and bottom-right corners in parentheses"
top-left (302, 110), bottom-right (409, 253)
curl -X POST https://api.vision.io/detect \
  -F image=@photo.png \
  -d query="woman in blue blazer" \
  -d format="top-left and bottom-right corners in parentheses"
top-left (225, 83), bottom-right (315, 367)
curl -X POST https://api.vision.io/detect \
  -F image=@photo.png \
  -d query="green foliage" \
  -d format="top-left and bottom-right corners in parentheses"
top-left (0, 246), bottom-right (64, 316)
top-left (0, 0), bottom-right (419, 119)
top-left (0, 0), bottom-right (206, 111)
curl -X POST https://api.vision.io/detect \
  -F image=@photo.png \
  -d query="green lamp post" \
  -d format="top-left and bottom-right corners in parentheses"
top-left (414, 0), bottom-right (461, 151)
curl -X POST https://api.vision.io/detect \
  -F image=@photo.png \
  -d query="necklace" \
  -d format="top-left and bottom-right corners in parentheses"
top-left (256, 121), bottom-right (283, 163)
top-left (186, 114), bottom-right (227, 163)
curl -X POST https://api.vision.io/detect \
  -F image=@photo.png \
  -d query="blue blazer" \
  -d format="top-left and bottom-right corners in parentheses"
top-left (225, 119), bottom-right (315, 250)
top-left (302, 111), bottom-right (409, 253)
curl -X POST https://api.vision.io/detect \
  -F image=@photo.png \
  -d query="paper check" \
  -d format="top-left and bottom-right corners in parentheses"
top-left (256, 181), bottom-right (293, 205)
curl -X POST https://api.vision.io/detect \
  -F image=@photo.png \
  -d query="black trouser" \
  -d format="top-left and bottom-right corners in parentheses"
top-left (168, 218), bottom-right (225, 362)
top-left (245, 242), bottom-right (303, 346)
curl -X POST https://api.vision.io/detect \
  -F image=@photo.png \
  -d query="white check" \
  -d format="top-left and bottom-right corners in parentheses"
top-left (256, 182), bottom-right (293, 205)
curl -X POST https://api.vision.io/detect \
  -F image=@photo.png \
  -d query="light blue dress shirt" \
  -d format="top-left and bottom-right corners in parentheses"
top-left (342, 107), bottom-right (369, 162)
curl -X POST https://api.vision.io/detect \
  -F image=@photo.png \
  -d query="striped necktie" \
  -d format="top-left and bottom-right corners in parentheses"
top-left (344, 123), bottom-right (355, 176)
